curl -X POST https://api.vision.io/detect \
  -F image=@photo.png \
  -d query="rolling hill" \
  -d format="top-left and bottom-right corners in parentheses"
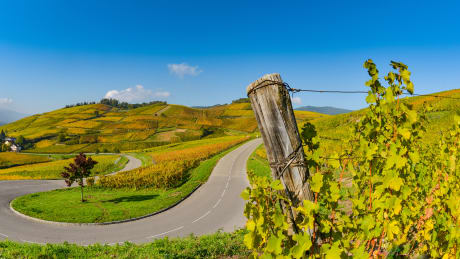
top-left (0, 101), bottom-right (327, 153)
top-left (310, 89), bottom-right (460, 156)
top-left (1, 89), bottom-right (458, 154)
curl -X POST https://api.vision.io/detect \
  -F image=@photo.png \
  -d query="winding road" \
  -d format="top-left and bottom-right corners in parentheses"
top-left (0, 138), bottom-right (262, 245)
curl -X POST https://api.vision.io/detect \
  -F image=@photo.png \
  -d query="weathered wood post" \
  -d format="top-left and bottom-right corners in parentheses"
top-left (247, 73), bottom-right (314, 230)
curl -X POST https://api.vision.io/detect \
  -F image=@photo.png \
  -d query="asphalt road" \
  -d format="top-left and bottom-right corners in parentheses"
top-left (0, 139), bottom-right (262, 245)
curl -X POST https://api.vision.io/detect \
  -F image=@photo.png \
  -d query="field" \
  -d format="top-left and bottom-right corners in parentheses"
top-left (0, 155), bottom-right (127, 180)
top-left (0, 231), bottom-right (250, 259)
top-left (0, 153), bottom-right (51, 168)
top-left (0, 100), bottom-right (327, 154)
top-left (11, 137), bottom-right (247, 223)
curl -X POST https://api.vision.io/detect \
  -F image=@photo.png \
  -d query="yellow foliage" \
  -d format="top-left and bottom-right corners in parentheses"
top-left (35, 139), bottom-right (56, 148)
top-left (223, 109), bottom-right (253, 117)
top-left (66, 128), bottom-right (87, 134)
top-left (255, 146), bottom-right (267, 159)
top-left (25, 129), bottom-right (60, 139)
top-left (66, 120), bottom-right (101, 129)
top-left (123, 115), bottom-right (157, 122)
top-left (57, 119), bottom-right (78, 125)
top-left (95, 116), bottom-right (123, 122)
top-left (0, 155), bottom-right (121, 180)
top-left (0, 153), bottom-right (50, 168)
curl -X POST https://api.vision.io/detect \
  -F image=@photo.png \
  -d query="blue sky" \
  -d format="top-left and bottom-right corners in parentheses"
top-left (0, 0), bottom-right (459, 114)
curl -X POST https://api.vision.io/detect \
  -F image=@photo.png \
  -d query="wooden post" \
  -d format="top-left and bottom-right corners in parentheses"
top-left (247, 73), bottom-right (314, 228)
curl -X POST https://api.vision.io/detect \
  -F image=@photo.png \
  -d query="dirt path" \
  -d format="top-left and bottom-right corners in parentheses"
top-left (154, 105), bottom-right (171, 116)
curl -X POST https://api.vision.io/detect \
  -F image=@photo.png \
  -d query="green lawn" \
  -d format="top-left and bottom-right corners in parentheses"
top-left (246, 144), bottom-right (271, 181)
top-left (11, 143), bottom-right (244, 223)
top-left (0, 230), bottom-right (249, 259)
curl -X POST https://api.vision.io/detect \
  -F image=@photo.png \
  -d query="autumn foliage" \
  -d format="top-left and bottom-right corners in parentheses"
top-left (98, 137), bottom-right (249, 189)
top-left (61, 153), bottom-right (98, 202)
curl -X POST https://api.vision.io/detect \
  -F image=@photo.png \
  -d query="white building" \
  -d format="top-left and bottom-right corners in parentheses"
top-left (10, 144), bottom-right (21, 152)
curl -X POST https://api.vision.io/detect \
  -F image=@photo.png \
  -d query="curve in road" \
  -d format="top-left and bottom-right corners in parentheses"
top-left (0, 139), bottom-right (262, 245)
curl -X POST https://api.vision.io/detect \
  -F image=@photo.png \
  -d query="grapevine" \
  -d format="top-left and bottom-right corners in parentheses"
top-left (242, 60), bottom-right (459, 258)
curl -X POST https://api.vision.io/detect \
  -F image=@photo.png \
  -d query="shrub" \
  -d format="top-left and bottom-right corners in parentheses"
top-left (87, 177), bottom-right (95, 187)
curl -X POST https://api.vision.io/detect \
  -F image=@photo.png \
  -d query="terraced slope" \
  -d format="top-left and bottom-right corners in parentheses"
top-left (0, 102), bottom-right (327, 153)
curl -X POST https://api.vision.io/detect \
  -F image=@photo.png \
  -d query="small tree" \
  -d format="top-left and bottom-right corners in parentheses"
top-left (16, 135), bottom-right (25, 146)
top-left (0, 130), bottom-right (5, 141)
top-left (57, 133), bottom-right (66, 143)
top-left (61, 153), bottom-right (98, 202)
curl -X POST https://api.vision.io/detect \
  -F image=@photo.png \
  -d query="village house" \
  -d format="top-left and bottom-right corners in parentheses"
top-left (10, 144), bottom-right (21, 152)
top-left (4, 137), bottom-right (16, 146)
top-left (3, 137), bottom-right (22, 152)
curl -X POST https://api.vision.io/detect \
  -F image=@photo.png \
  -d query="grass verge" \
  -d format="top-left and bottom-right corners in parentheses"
top-left (11, 142), bottom-right (247, 223)
top-left (127, 152), bottom-right (154, 166)
top-left (0, 230), bottom-right (250, 259)
top-left (246, 144), bottom-right (271, 182)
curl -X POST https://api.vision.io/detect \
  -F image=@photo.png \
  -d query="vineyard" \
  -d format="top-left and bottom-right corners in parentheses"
top-left (242, 61), bottom-right (459, 258)
top-left (98, 136), bottom-right (250, 189)
top-left (309, 88), bottom-right (460, 158)
top-left (0, 155), bottom-right (127, 180)
top-left (0, 153), bottom-right (51, 168)
top-left (0, 99), bottom-right (326, 154)
top-left (11, 135), bottom-right (251, 223)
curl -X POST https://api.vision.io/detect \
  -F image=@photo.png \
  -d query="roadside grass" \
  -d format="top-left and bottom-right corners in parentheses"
top-left (128, 152), bottom-right (154, 166)
top-left (0, 230), bottom-right (250, 259)
top-left (11, 142), bottom-right (246, 223)
top-left (0, 155), bottom-right (127, 180)
top-left (246, 144), bottom-right (271, 181)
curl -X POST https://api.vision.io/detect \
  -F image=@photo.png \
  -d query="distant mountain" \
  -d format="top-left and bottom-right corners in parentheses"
top-left (0, 108), bottom-right (29, 124)
top-left (295, 106), bottom-right (352, 115)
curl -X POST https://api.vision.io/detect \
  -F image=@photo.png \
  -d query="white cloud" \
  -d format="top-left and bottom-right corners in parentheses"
top-left (153, 91), bottom-right (171, 98)
top-left (292, 97), bottom-right (302, 105)
top-left (104, 85), bottom-right (170, 103)
top-left (167, 63), bottom-right (202, 78)
top-left (0, 98), bottom-right (13, 105)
